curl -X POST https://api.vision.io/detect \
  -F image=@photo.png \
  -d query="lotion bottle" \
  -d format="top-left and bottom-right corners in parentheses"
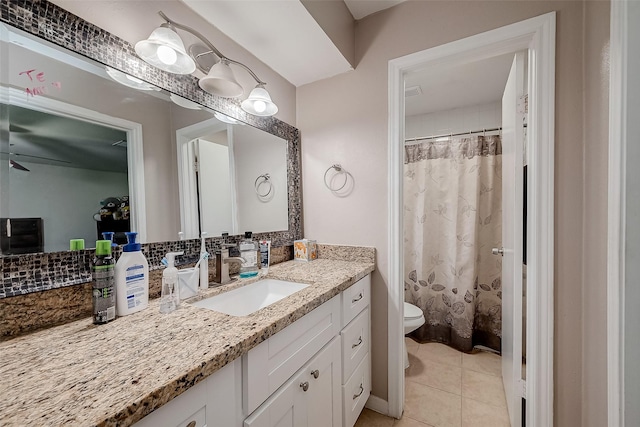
top-left (115, 232), bottom-right (149, 316)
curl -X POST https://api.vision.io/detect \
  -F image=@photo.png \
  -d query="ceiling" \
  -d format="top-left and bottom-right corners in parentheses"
top-left (181, 0), bottom-right (512, 116)
top-left (181, 0), bottom-right (409, 87)
top-left (404, 53), bottom-right (516, 116)
top-left (343, 0), bottom-right (408, 20)
top-left (181, 0), bottom-right (354, 87)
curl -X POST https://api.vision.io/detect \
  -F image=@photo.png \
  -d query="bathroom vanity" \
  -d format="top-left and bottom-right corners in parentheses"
top-left (0, 258), bottom-right (374, 427)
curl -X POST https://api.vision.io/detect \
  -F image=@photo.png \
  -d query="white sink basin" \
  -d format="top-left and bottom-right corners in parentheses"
top-left (191, 278), bottom-right (310, 316)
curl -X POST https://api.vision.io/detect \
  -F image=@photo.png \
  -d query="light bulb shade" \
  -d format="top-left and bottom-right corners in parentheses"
top-left (170, 94), bottom-right (202, 110)
top-left (105, 67), bottom-right (159, 91)
top-left (198, 61), bottom-right (244, 98)
top-left (214, 112), bottom-right (244, 125)
top-left (241, 86), bottom-right (278, 116)
top-left (135, 26), bottom-right (196, 74)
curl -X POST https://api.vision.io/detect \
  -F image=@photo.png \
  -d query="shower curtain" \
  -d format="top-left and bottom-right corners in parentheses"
top-left (404, 135), bottom-right (502, 353)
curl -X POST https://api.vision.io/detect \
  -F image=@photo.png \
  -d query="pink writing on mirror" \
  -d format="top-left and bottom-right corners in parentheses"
top-left (18, 68), bottom-right (61, 97)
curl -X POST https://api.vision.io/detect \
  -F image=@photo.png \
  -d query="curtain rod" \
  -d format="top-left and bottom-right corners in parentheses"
top-left (404, 127), bottom-right (502, 144)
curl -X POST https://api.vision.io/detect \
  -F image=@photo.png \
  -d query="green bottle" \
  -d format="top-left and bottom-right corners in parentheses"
top-left (92, 240), bottom-right (116, 324)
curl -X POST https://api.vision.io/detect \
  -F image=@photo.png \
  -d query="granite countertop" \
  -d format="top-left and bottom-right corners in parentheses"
top-left (0, 258), bottom-right (375, 427)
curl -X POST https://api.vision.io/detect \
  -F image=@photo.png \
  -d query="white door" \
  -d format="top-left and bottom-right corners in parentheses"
top-left (195, 137), bottom-right (237, 236)
top-left (500, 51), bottom-right (526, 427)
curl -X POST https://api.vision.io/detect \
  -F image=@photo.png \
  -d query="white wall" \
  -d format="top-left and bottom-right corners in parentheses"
top-left (624, 1), bottom-right (640, 423)
top-left (233, 126), bottom-right (288, 233)
top-left (9, 161), bottom-right (128, 252)
top-left (297, 2), bottom-right (610, 424)
top-left (405, 101), bottom-right (501, 140)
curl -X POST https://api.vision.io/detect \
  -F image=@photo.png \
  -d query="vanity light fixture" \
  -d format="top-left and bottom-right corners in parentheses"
top-left (135, 23), bottom-right (196, 74)
top-left (105, 67), bottom-right (160, 91)
top-left (170, 93), bottom-right (202, 110)
top-left (214, 112), bottom-right (245, 125)
top-left (241, 85), bottom-right (278, 117)
top-left (136, 11), bottom-right (278, 117)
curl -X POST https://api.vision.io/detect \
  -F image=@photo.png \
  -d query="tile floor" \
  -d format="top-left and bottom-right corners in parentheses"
top-left (354, 338), bottom-right (510, 427)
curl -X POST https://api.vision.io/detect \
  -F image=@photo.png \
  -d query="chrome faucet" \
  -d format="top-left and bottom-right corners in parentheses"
top-left (215, 245), bottom-right (245, 285)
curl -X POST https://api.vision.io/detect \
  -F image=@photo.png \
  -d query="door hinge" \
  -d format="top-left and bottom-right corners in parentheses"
top-left (517, 94), bottom-right (528, 114)
top-left (194, 158), bottom-right (199, 172)
top-left (520, 379), bottom-right (527, 399)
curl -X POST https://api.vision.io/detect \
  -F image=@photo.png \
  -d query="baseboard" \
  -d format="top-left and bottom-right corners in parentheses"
top-left (365, 394), bottom-right (389, 415)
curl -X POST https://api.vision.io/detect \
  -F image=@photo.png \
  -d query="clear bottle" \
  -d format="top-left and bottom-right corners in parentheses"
top-left (92, 240), bottom-right (116, 324)
top-left (159, 251), bottom-right (183, 313)
top-left (239, 231), bottom-right (258, 278)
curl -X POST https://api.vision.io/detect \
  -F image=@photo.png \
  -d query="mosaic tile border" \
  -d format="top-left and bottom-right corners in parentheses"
top-left (1, 233), bottom-right (292, 298)
top-left (0, 0), bottom-right (302, 297)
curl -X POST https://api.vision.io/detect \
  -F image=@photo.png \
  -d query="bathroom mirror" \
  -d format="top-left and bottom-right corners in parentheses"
top-left (0, 2), bottom-right (300, 256)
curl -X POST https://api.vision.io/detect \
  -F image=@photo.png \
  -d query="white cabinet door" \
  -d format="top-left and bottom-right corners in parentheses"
top-left (245, 337), bottom-right (342, 427)
top-left (501, 51), bottom-right (525, 427)
top-left (307, 337), bottom-right (342, 427)
top-left (243, 367), bottom-right (307, 427)
top-left (244, 295), bottom-right (341, 414)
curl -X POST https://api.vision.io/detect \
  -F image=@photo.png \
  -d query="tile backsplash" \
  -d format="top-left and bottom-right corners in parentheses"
top-left (0, 233), bottom-right (291, 299)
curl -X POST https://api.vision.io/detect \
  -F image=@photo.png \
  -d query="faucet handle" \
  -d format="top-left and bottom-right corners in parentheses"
top-left (216, 245), bottom-right (235, 256)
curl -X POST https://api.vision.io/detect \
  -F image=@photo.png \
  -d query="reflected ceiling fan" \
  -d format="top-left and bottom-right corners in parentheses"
top-left (3, 151), bottom-right (72, 172)
top-left (9, 159), bottom-right (29, 171)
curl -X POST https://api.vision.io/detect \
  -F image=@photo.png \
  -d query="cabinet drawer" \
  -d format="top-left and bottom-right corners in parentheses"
top-left (342, 355), bottom-right (371, 427)
top-left (244, 295), bottom-right (341, 414)
top-left (133, 379), bottom-right (207, 427)
top-left (341, 307), bottom-right (369, 382)
top-left (342, 275), bottom-right (370, 327)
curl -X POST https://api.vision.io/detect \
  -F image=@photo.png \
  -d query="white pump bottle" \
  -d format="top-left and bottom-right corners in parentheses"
top-left (115, 232), bottom-right (149, 316)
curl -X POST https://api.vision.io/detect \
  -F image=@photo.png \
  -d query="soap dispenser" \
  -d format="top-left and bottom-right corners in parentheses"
top-left (160, 251), bottom-right (183, 313)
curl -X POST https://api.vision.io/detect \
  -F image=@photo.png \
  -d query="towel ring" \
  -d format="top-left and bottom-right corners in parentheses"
top-left (324, 164), bottom-right (352, 192)
top-left (254, 173), bottom-right (272, 198)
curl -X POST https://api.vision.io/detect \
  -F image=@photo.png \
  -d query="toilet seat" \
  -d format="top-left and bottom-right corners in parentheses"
top-left (404, 302), bottom-right (423, 320)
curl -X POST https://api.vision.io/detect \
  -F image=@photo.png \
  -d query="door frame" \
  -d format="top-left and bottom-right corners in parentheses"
top-left (607, 1), bottom-right (630, 425)
top-left (387, 12), bottom-right (556, 426)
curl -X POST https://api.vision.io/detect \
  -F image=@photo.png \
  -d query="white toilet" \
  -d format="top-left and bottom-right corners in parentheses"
top-left (404, 302), bottom-right (426, 369)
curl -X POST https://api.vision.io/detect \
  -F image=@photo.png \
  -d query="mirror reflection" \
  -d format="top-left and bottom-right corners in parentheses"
top-left (0, 23), bottom-right (289, 255)
top-left (178, 119), bottom-right (289, 239)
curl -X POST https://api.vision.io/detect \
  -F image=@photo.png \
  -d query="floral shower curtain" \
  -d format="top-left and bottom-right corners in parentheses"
top-left (404, 135), bottom-right (503, 353)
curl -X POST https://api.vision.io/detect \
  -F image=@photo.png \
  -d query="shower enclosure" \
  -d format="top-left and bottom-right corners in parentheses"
top-left (403, 133), bottom-right (503, 353)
